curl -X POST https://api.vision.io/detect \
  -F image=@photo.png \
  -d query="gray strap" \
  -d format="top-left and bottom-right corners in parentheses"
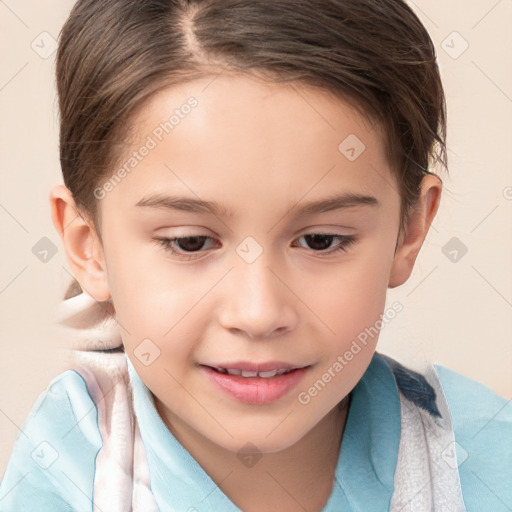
top-left (390, 364), bottom-right (466, 511)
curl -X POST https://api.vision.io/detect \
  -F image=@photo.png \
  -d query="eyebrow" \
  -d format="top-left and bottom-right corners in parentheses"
top-left (134, 191), bottom-right (379, 217)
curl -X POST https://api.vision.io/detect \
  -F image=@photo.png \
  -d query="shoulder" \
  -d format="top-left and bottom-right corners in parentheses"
top-left (434, 365), bottom-right (512, 511)
top-left (0, 369), bottom-right (102, 511)
top-left (377, 354), bottom-right (512, 510)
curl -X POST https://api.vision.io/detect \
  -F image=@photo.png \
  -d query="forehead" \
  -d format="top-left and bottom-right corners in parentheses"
top-left (134, 72), bottom-right (383, 155)
top-left (99, 73), bottom-right (396, 219)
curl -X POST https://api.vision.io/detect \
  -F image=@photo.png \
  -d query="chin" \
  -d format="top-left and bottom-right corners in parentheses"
top-left (213, 420), bottom-right (311, 454)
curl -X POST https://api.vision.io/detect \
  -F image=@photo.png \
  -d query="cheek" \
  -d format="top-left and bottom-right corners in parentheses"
top-left (104, 232), bottom-right (186, 324)
top-left (313, 257), bottom-right (391, 341)
top-left (303, 238), bottom-right (394, 390)
top-left (102, 238), bottom-right (202, 361)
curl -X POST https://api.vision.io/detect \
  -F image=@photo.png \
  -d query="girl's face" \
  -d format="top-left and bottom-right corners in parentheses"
top-left (97, 73), bottom-right (401, 453)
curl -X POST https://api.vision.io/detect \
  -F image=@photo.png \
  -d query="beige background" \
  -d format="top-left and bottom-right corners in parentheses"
top-left (1, 0), bottom-right (511, 477)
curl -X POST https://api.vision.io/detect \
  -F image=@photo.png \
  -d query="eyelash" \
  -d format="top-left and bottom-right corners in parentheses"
top-left (152, 233), bottom-right (357, 260)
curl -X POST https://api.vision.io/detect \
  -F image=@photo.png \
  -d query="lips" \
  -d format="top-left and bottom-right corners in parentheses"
top-left (200, 362), bottom-right (310, 405)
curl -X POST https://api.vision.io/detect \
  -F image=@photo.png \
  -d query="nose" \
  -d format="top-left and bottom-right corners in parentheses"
top-left (218, 253), bottom-right (299, 340)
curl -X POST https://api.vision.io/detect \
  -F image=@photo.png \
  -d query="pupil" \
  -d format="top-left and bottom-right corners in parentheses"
top-left (306, 234), bottom-right (332, 250)
top-left (178, 236), bottom-right (206, 252)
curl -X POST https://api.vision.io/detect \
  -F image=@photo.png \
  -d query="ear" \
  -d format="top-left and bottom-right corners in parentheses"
top-left (49, 184), bottom-right (111, 301)
top-left (388, 174), bottom-right (442, 289)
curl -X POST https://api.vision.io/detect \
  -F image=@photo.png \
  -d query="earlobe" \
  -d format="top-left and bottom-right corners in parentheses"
top-left (388, 174), bottom-right (442, 289)
top-left (49, 184), bottom-right (111, 301)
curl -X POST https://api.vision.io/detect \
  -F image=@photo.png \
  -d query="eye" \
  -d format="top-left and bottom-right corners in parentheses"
top-left (153, 235), bottom-right (219, 260)
top-left (294, 233), bottom-right (357, 254)
top-left (153, 232), bottom-right (357, 260)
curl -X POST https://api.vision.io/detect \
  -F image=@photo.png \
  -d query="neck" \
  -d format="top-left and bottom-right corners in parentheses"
top-left (156, 396), bottom-right (351, 512)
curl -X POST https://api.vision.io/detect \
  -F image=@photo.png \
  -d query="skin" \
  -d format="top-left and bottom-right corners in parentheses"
top-left (50, 73), bottom-right (442, 511)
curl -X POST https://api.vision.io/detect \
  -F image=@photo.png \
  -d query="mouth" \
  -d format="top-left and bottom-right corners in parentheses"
top-left (199, 362), bottom-right (310, 405)
top-left (210, 367), bottom-right (297, 378)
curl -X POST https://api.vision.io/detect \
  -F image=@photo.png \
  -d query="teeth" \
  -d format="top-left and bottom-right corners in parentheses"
top-left (241, 370), bottom-right (258, 377)
top-left (258, 370), bottom-right (279, 378)
top-left (217, 368), bottom-right (294, 378)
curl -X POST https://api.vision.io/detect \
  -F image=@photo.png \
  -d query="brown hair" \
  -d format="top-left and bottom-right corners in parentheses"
top-left (56, 0), bottom-right (447, 299)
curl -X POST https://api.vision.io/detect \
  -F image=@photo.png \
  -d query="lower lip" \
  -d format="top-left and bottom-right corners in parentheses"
top-left (200, 366), bottom-right (309, 405)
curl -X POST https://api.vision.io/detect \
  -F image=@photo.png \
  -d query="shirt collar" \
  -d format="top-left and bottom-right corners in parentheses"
top-left (326, 352), bottom-right (401, 510)
top-left (126, 352), bottom-right (401, 511)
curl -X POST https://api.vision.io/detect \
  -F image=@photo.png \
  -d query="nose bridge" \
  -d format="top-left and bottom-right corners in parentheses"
top-left (219, 245), bottom-right (297, 338)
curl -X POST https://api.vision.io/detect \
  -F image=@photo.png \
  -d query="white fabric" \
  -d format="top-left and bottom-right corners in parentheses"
top-left (56, 291), bottom-right (158, 511)
top-left (390, 364), bottom-right (466, 511)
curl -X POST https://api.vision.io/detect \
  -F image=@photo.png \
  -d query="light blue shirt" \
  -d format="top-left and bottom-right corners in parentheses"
top-left (0, 352), bottom-right (510, 511)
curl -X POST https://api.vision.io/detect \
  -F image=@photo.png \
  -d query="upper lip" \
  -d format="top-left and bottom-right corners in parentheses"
top-left (202, 361), bottom-right (308, 372)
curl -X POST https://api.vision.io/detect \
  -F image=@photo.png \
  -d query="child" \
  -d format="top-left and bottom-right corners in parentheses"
top-left (1, 0), bottom-right (510, 510)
